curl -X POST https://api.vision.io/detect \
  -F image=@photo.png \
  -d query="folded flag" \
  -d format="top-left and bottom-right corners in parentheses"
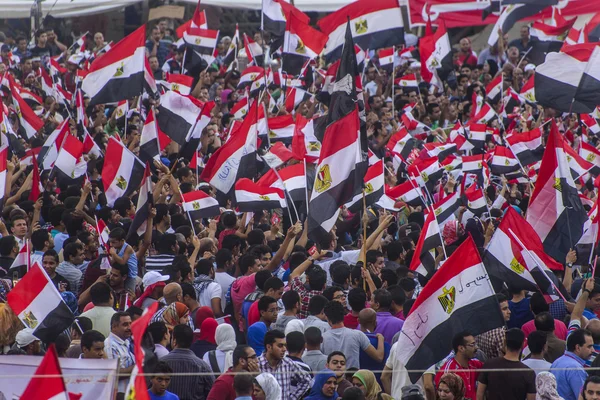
top-left (505, 128), bottom-right (544, 167)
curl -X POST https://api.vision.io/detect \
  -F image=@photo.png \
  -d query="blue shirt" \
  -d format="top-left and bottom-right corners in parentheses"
top-left (508, 297), bottom-right (533, 329)
top-left (145, 40), bottom-right (170, 66)
top-left (118, 243), bottom-right (138, 278)
top-left (359, 332), bottom-right (390, 386)
top-left (148, 390), bottom-right (179, 400)
top-left (583, 308), bottom-right (598, 320)
top-left (247, 321), bottom-right (268, 356)
top-left (551, 351), bottom-right (587, 400)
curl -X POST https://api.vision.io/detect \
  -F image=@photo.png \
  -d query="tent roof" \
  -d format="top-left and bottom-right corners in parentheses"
top-left (1, 0), bottom-right (142, 19)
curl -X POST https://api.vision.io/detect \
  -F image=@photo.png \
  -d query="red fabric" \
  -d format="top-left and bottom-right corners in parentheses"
top-left (456, 52), bottom-right (477, 67)
top-left (133, 281), bottom-right (165, 308)
top-left (247, 300), bottom-right (260, 327)
top-left (218, 228), bottom-right (237, 248)
top-left (193, 306), bottom-right (215, 339)
top-left (435, 358), bottom-right (483, 400)
top-left (344, 313), bottom-right (359, 329)
top-left (521, 319), bottom-right (567, 341)
top-left (197, 318), bottom-right (218, 344)
top-left (206, 370), bottom-right (235, 400)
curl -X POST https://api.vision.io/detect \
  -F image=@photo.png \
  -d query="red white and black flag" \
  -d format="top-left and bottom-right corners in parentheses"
top-left (259, 162), bottom-right (306, 202)
top-left (182, 190), bottom-right (221, 222)
top-left (386, 179), bottom-right (426, 208)
top-left (50, 134), bottom-right (86, 188)
top-left (420, 20), bottom-right (453, 90)
top-left (139, 107), bottom-right (161, 165)
top-left (409, 211), bottom-right (442, 278)
top-left (81, 26), bottom-right (148, 106)
top-left (345, 160), bottom-right (385, 213)
top-left (157, 90), bottom-right (203, 146)
top-left (7, 262), bottom-right (75, 343)
top-left (128, 163), bottom-right (153, 238)
top-left (235, 178), bottom-right (287, 212)
top-left (527, 121), bottom-right (588, 263)
top-left (102, 137), bottom-right (145, 207)
top-left (262, 0), bottom-right (310, 40)
top-left (183, 27), bottom-right (219, 69)
top-left (398, 236), bottom-right (504, 383)
top-left (386, 128), bottom-right (420, 160)
top-left (180, 101), bottom-right (216, 162)
top-left (506, 128), bottom-right (544, 167)
top-left (282, 12), bottom-right (328, 76)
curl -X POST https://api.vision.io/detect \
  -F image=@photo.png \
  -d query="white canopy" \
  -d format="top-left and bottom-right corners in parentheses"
top-left (188, 0), bottom-right (362, 12)
top-left (0, 0), bottom-right (142, 19)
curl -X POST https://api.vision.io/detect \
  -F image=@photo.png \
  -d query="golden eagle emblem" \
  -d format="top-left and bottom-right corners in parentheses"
top-left (194, 38), bottom-right (202, 45)
top-left (587, 153), bottom-right (596, 162)
top-left (116, 175), bottom-right (127, 190)
top-left (192, 201), bottom-right (201, 210)
top-left (355, 18), bottom-right (368, 35)
top-left (510, 258), bottom-right (525, 274)
top-left (295, 38), bottom-right (306, 54)
top-left (434, 207), bottom-right (442, 216)
top-left (259, 195), bottom-right (270, 201)
top-left (504, 159), bottom-right (510, 166)
top-left (268, 130), bottom-right (277, 139)
top-left (365, 183), bottom-right (374, 194)
top-left (438, 286), bottom-right (456, 314)
top-left (553, 178), bottom-right (562, 192)
top-left (307, 141), bottom-right (321, 152)
top-left (315, 164), bottom-right (332, 193)
top-left (24, 310), bottom-right (38, 329)
top-left (113, 62), bottom-right (125, 77)
top-left (421, 171), bottom-right (429, 182)
top-left (172, 83), bottom-right (180, 92)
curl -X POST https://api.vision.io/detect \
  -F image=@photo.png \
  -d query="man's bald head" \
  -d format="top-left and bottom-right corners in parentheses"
top-left (199, 237), bottom-right (216, 254)
top-left (587, 319), bottom-right (600, 345)
top-left (163, 282), bottom-right (182, 304)
top-left (358, 308), bottom-right (377, 332)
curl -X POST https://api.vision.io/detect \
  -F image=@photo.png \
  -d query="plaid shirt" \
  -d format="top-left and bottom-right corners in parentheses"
top-left (289, 276), bottom-right (322, 319)
top-left (476, 326), bottom-right (506, 360)
top-left (258, 355), bottom-right (313, 400)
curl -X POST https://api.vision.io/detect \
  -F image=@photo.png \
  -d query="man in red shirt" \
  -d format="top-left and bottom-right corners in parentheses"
top-left (435, 331), bottom-right (483, 400)
top-left (206, 344), bottom-right (259, 400)
top-left (456, 38), bottom-right (478, 67)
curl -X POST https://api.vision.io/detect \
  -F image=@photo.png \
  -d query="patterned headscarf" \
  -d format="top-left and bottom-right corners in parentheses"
top-left (439, 373), bottom-right (466, 400)
top-left (536, 372), bottom-right (562, 400)
top-left (162, 302), bottom-right (189, 330)
top-left (442, 220), bottom-right (464, 246)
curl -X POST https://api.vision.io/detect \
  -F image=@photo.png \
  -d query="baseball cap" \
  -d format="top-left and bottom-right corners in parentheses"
top-left (142, 271), bottom-right (169, 287)
top-left (16, 328), bottom-right (39, 347)
top-left (401, 384), bottom-right (425, 400)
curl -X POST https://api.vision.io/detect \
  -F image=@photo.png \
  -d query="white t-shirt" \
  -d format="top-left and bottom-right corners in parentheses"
top-left (386, 342), bottom-right (428, 399)
top-left (317, 250), bottom-right (361, 286)
top-left (522, 358), bottom-right (551, 375)
top-left (197, 281), bottom-right (223, 310)
top-left (215, 271), bottom-right (236, 312)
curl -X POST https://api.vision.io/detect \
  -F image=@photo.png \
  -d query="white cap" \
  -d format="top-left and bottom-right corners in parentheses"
top-left (16, 328), bottom-right (38, 347)
top-left (524, 64), bottom-right (536, 72)
top-left (142, 270), bottom-right (169, 287)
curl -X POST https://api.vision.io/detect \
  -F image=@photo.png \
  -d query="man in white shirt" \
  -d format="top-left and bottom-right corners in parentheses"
top-left (79, 282), bottom-right (116, 338)
top-left (193, 259), bottom-right (223, 317)
top-left (522, 331), bottom-right (551, 375)
top-left (214, 249), bottom-right (236, 313)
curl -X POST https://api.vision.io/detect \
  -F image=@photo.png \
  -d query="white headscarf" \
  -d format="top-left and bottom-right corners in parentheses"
top-left (215, 323), bottom-right (236, 371)
top-left (284, 319), bottom-right (304, 336)
top-left (536, 372), bottom-right (563, 400)
top-left (255, 372), bottom-right (282, 400)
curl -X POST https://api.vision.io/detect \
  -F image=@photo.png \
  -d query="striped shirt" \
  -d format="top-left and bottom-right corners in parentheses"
top-left (162, 348), bottom-right (215, 400)
top-left (145, 254), bottom-right (176, 271)
top-left (259, 354), bottom-right (313, 400)
top-left (105, 332), bottom-right (135, 393)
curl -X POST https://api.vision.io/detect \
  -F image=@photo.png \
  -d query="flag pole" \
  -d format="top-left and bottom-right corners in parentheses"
top-left (362, 190), bottom-right (368, 292)
top-left (592, 255), bottom-right (598, 278)
top-left (507, 228), bottom-right (568, 302)
top-left (269, 163), bottom-right (299, 223)
top-left (304, 157), bottom-right (310, 221)
top-left (391, 45), bottom-right (395, 119)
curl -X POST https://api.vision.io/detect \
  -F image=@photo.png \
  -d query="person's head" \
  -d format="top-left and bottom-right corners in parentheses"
top-left (109, 263), bottom-right (128, 289)
top-left (530, 292), bottom-right (549, 315)
top-left (352, 370), bottom-right (378, 397)
top-left (389, 285), bottom-right (406, 311)
top-left (10, 216), bottom-right (27, 238)
top-left (108, 227), bottom-right (127, 250)
top-left (94, 32), bottom-right (104, 47)
top-left (90, 282), bottom-right (113, 306)
top-left (180, 282), bottom-right (197, 308)
top-left (326, 351), bottom-right (347, 378)
top-left (81, 330), bottom-right (105, 359)
top-left (263, 277), bottom-right (284, 300)
top-left (459, 37), bottom-right (471, 53)
top-left (171, 324), bottom-right (193, 349)
top-left (195, 258), bottom-right (215, 279)
top-left (247, 229), bottom-right (266, 246)
top-left (527, 330), bottom-right (547, 356)
top-left (239, 253), bottom-right (260, 275)
top-left (587, 320), bottom-right (600, 345)
top-left (286, 331), bottom-right (305, 356)
top-left (282, 290), bottom-right (300, 312)
top-left (583, 376), bottom-right (600, 400)
top-left (366, 250), bottom-right (385, 276)
top-left (358, 308), bottom-right (377, 332)
top-left (215, 248), bottom-right (233, 271)
top-left (342, 387), bottom-right (366, 400)
top-left (308, 295), bottom-right (329, 320)
top-left (110, 312), bottom-right (132, 340)
top-left (31, 229), bottom-right (53, 252)
top-left (35, 29), bottom-right (47, 46)
top-left (232, 344), bottom-right (258, 371)
top-left (158, 233), bottom-right (179, 255)
top-left (348, 288), bottom-right (367, 313)
top-left (234, 373), bottom-right (254, 398)
top-left (371, 289), bottom-right (392, 312)
top-left (324, 300), bottom-right (346, 326)
top-left (150, 361), bottom-right (173, 396)
top-left (264, 329), bottom-right (286, 361)
top-left (71, 317), bottom-right (92, 339)
top-left (496, 293), bottom-right (511, 322)
top-left (534, 311), bottom-right (555, 333)
top-left (306, 265), bottom-right (327, 291)
top-left (505, 328), bottom-right (525, 353)
top-left (258, 295), bottom-right (279, 324)
top-left (304, 326), bottom-right (323, 349)
top-left (452, 331), bottom-right (478, 360)
top-left (520, 25), bottom-right (530, 40)
top-left (437, 372), bottom-right (466, 400)
top-left (586, 284), bottom-right (600, 311)
top-left (323, 286), bottom-right (346, 304)
top-left (148, 321), bottom-right (170, 346)
top-left (567, 328), bottom-right (594, 360)
top-left (42, 249), bottom-right (59, 275)
top-left (64, 242), bottom-right (85, 265)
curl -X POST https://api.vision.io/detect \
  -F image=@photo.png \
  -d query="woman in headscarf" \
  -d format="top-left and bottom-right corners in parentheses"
top-left (464, 217), bottom-right (486, 248)
top-left (161, 302), bottom-right (190, 331)
top-left (351, 370), bottom-right (392, 400)
top-left (305, 369), bottom-right (338, 400)
top-left (253, 372), bottom-right (282, 400)
top-left (202, 323), bottom-right (237, 374)
top-left (437, 373), bottom-right (466, 400)
top-left (191, 317), bottom-right (218, 358)
top-left (284, 319), bottom-right (304, 336)
top-left (535, 372), bottom-right (563, 400)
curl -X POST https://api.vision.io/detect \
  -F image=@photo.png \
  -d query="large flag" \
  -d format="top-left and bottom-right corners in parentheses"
top-left (200, 102), bottom-right (258, 194)
top-left (7, 262), bottom-right (75, 342)
top-left (180, 101), bottom-right (216, 162)
top-left (50, 134), bottom-right (86, 187)
top-left (182, 190), bottom-right (221, 222)
top-left (261, 0), bottom-right (310, 40)
top-left (527, 121), bottom-right (588, 263)
top-left (157, 90), bottom-right (202, 145)
top-left (318, 0), bottom-right (404, 63)
top-left (81, 26), bottom-right (148, 106)
top-left (506, 128), bottom-right (544, 166)
top-left (235, 178), bottom-right (287, 212)
top-left (139, 108), bottom-right (161, 165)
top-left (409, 211), bottom-right (442, 278)
top-left (282, 12), bottom-right (328, 76)
top-left (183, 27), bottom-right (219, 69)
top-left (345, 160), bottom-right (385, 213)
top-left (488, 2), bottom-right (558, 46)
top-left (128, 164), bottom-right (153, 238)
top-left (420, 21), bottom-right (453, 90)
top-left (397, 237), bottom-right (504, 383)
top-left (102, 137), bottom-right (145, 207)
top-left (573, 45), bottom-right (600, 113)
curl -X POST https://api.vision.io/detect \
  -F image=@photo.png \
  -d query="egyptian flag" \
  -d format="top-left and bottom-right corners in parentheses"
top-left (447, 122), bottom-right (473, 152)
top-left (282, 12), bottom-right (328, 76)
top-left (182, 190), bottom-right (220, 222)
top-left (50, 134), bottom-right (86, 187)
top-left (8, 242), bottom-right (29, 278)
top-left (409, 211), bottom-right (442, 278)
top-left (408, 156), bottom-right (444, 195)
top-left (488, 2), bottom-right (557, 46)
top-left (378, 47), bottom-right (395, 73)
top-left (38, 119), bottom-right (69, 170)
top-left (244, 34), bottom-right (264, 67)
top-left (528, 8), bottom-right (574, 64)
top-left (464, 184), bottom-right (487, 217)
top-left (235, 178), bottom-right (287, 211)
top-left (472, 102), bottom-right (498, 125)
top-left (573, 45), bottom-right (600, 114)
top-left (521, 75), bottom-right (536, 103)
top-left (346, 160), bottom-right (385, 213)
top-left (157, 90), bottom-right (202, 146)
top-left (20, 345), bottom-right (78, 400)
top-left (423, 142), bottom-right (457, 163)
top-left (238, 66), bottom-right (265, 90)
top-left (183, 27), bottom-right (219, 69)
top-left (223, 24), bottom-right (240, 70)
top-left (386, 128), bottom-right (419, 160)
top-left (71, 31), bottom-right (88, 53)
top-left (285, 87), bottom-right (312, 113)
top-left (576, 204), bottom-right (599, 265)
top-left (231, 96), bottom-right (249, 119)
top-left (433, 189), bottom-right (461, 227)
top-left (318, 0), bottom-right (404, 63)
top-left (10, 82), bottom-right (44, 139)
top-left (486, 74), bottom-right (503, 105)
top-left (420, 21), bottom-right (453, 90)
top-left (399, 236), bottom-right (504, 382)
top-left (0, 147), bottom-right (7, 207)
top-left (292, 115), bottom-right (321, 162)
top-left (7, 262), bottom-right (75, 342)
top-left (580, 141), bottom-right (600, 175)
top-left (102, 137), bottom-right (145, 207)
top-left (259, 114), bottom-right (295, 144)
top-left (582, 114), bottom-right (600, 135)
top-left (260, 162), bottom-right (307, 201)
top-left (584, 12), bottom-right (600, 42)
top-left (506, 128), bottom-right (544, 166)
top-left (564, 140), bottom-right (594, 180)
top-left (490, 146), bottom-right (520, 175)
top-left (176, 2), bottom-right (207, 38)
top-left (139, 108), bottom-right (161, 165)
top-left (262, 0), bottom-right (310, 40)
top-left (261, 142), bottom-right (293, 169)
top-left (200, 102), bottom-right (258, 195)
top-left (81, 26), bottom-right (147, 106)
top-left (129, 164), bottom-right (153, 238)
top-left (18, 87), bottom-right (44, 109)
top-left (441, 155), bottom-right (463, 180)
top-left (395, 74), bottom-right (419, 93)
top-left (527, 121), bottom-right (588, 263)
top-left (164, 73), bottom-right (194, 96)
top-left (387, 179), bottom-right (425, 207)
top-left (180, 101), bottom-right (216, 162)
top-left (535, 43), bottom-right (597, 113)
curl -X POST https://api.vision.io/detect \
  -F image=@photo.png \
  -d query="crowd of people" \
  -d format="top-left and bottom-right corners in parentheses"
top-left (1, 3), bottom-right (600, 400)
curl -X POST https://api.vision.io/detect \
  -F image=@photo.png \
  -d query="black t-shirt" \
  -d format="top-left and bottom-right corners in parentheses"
top-left (477, 357), bottom-right (536, 400)
top-left (51, 272), bottom-right (71, 292)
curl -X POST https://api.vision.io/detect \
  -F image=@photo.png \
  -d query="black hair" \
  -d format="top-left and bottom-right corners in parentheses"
top-left (221, 212), bottom-right (237, 228)
top-left (64, 242), bottom-right (84, 262)
top-left (247, 229), bottom-right (265, 246)
top-left (181, 282), bottom-right (197, 300)
top-left (567, 328), bottom-right (592, 352)
top-left (233, 344), bottom-right (252, 367)
top-left (72, 316), bottom-right (92, 335)
top-left (530, 292), bottom-right (549, 315)
top-left (254, 269), bottom-right (273, 291)
top-left (330, 261), bottom-right (351, 286)
top-left (389, 285), bottom-right (406, 307)
top-left (505, 328), bottom-right (525, 352)
top-left (239, 253), bottom-right (258, 275)
top-left (43, 249), bottom-right (59, 264)
top-left (308, 295), bottom-right (328, 316)
top-left (373, 289), bottom-right (393, 309)
top-left (0, 236), bottom-right (16, 257)
top-left (403, 299), bottom-right (415, 316)
top-left (327, 351), bottom-right (346, 363)
top-left (323, 286), bottom-right (345, 302)
top-left (148, 321), bottom-right (168, 344)
top-left (282, 290), bottom-right (300, 311)
top-left (154, 204), bottom-right (170, 225)
top-left (286, 331), bottom-right (305, 354)
top-left (264, 277), bottom-right (284, 293)
top-left (111, 262), bottom-right (129, 278)
top-left (109, 227), bottom-right (126, 241)
top-left (306, 265), bottom-right (327, 291)
top-left (495, 293), bottom-right (508, 304)
top-left (221, 235), bottom-right (241, 252)
top-left (342, 387), bottom-right (366, 400)
top-left (324, 300), bottom-right (345, 325)
top-left (527, 330), bottom-right (547, 354)
top-left (113, 197), bottom-right (132, 218)
top-left (110, 311), bottom-right (130, 327)
top-left (399, 278), bottom-right (416, 292)
top-left (234, 373), bottom-right (254, 395)
top-left (304, 326), bottom-right (322, 347)
top-left (264, 329), bottom-right (285, 349)
top-left (386, 240), bottom-right (404, 261)
top-left (348, 288), bottom-right (367, 312)
top-left (451, 331), bottom-right (473, 353)
top-left (258, 295), bottom-right (277, 313)
top-left (81, 330), bottom-right (106, 350)
top-left (195, 259), bottom-right (214, 276)
top-left (173, 324), bottom-right (194, 348)
top-left (31, 229), bottom-right (50, 251)
top-left (583, 376), bottom-right (600, 397)
top-left (90, 282), bottom-right (111, 304)
top-left (534, 312), bottom-right (555, 332)
top-left (215, 248), bottom-right (232, 269)
top-left (158, 233), bottom-right (178, 254)
top-left (153, 361), bottom-right (173, 376)
top-left (380, 269), bottom-right (398, 287)
top-left (127, 306), bottom-right (143, 319)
